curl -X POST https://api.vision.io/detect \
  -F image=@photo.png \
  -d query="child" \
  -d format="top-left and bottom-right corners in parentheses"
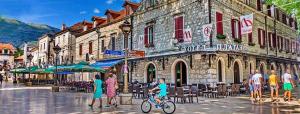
top-left (150, 78), bottom-right (167, 107)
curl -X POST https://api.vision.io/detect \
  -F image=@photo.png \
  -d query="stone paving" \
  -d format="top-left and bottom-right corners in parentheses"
top-left (1, 82), bottom-right (300, 114)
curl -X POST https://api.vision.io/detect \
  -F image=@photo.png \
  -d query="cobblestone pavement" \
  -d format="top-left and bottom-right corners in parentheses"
top-left (1, 82), bottom-right (300, 114)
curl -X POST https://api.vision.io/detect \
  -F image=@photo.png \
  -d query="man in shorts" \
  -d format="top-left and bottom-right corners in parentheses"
top-left (282, 69), bottom-right (294, 102)
top-left (252, 69), bottom-right (263, 102)
top-left (269, 70), bottom-right (279, 101)
top-left (248, 70), bottom-right (255, 102)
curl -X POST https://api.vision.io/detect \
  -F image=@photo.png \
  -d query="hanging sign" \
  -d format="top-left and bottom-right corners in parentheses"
top-left (104, 50), bottom-right (124, 56)
top-left (202, 24), bottom-right (212, 42)
top-left (240, 14), bottom-right (253, 34)
top-left (183, 28), bottom-right (192, 43)
top-left (129, 50), bottom-right (145, 58)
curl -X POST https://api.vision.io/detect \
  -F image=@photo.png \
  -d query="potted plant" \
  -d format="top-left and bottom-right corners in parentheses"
top-left (248, 42), bottom-right (256, 46)
top-left (234, 39), bottom-right (242, 43)
top-left (216, 34), bottom-right (226, 39)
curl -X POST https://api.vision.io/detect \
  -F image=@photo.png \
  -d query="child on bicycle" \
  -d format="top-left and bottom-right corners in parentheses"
top-left (149, 78), bottom-right (167, 106)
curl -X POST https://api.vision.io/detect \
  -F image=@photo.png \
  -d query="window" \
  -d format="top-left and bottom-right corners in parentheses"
top-left (258, 28), bottom-right (265, 48)
top-left (268, 32), bottom-right (273, 49)
top-left (282, 14), bottom-right (287, 24)
top-left (244, 0), bottom-right (251, 5)
top-left (144, 25), bottom-right (154, 47)
top-left (89, 41), bottom-right (93, 54)
top-left (277, 36), bottom-right (282, 51)
top-left (248, 33), bottom-right (253, 44)
top-left (231, 19), bottom-right (241, 39)
top-left (79, 43), bottom-right (83, 56)
top-left (3, 49), bottom-right (8, 54)
top-left (149, 0), bottom-right (155, 7)
top-left (175, 16), bottom-right (184, 42)
top-left (216, 12), bottom-right (223, 35)
top-left (101, 39), bottom-right (105, 52)
top-left (43, 43), bottom-right (46, 50)
top-left (146, 64), bottom-right (156, 83)
top-left (111, 36), bottom-right (115, 50)
top-left (257, 0), bottom-right (262, 11)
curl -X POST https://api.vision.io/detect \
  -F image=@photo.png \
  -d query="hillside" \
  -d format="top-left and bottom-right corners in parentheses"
top-left (0, 16), bottom-right (59, 46)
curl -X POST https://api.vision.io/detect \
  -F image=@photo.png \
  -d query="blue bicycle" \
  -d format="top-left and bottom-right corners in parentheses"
top-left (141, 92), bottom-right (176, 114)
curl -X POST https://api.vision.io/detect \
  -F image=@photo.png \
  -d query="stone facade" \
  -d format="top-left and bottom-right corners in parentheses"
top-left (130, 0), bottom-right (300, 85)
top-left (37, 34), bottom-right (53, 67)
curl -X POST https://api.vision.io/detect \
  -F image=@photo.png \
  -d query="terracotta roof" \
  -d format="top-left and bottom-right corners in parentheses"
top-left (123, 0), bottom-right (140, 11)
top-left (0, 43), bottom-right (15, 51)
top-left (56, 20), bottom-right (93, 36)
top-left (92, 16), bottom-right (107, 26)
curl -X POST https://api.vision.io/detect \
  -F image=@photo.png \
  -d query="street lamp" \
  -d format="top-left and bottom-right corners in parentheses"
top-left (53, 45), bottom-right (61, 86)
top-left (13, 63), bottom-right (17, 84)
top-left (119, 20), bottom-right (131, 94)
top-left (27, 54), bottom-right (33, 86)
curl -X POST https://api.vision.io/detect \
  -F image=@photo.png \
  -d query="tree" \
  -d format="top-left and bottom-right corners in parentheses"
top-left (265, 0), bottom-right (300, 32)
top-left (14, 48), bottom-right (23, 58)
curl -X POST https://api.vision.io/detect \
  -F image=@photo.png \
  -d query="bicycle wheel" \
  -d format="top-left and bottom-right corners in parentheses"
top-left (141, 100), bottom-right (152, 113)
top-left (162, 101), bottom-right (176, 114)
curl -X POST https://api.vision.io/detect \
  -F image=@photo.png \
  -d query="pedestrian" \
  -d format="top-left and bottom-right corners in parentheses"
top-left (0, 73), bottom-right (3, 85)
top-left (89, 74), bottom-right (103, 108)
top-left (282, 69), bottom-right (295, 102)
top-left (252, 69), bottom-right (263, 102)
top-left (105, 73), bottom-right (117, 107)
top-left (269, 70), bottom-right (279, 102)
top-left (248, 70), bottom-right (254, 103)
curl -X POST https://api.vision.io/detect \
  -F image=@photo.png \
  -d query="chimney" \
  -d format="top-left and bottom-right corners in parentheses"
top-left (61, 24), bottom-right (67, 30)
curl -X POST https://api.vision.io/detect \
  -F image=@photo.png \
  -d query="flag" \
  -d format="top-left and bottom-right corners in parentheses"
top-left (240, 14), bottom-right (254, 34)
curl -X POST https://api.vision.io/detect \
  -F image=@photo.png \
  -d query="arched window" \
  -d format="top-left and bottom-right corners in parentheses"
top-left (147, 64), bottom-right (156, 83)
top-left (218, 60), bottom-right (223, 82)
top-left (233, 62), bottom-right (240, 84)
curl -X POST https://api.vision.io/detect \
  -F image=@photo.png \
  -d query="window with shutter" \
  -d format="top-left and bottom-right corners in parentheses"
top-left (272, 33), bottom-right (276, 49)
top-left (282, 14), bottom-right (287, 24)
top-left (257, 0), bottom-right (262, 11)
top-left (111, 36), bottom-right (116, 51)
top-left (216, 12), bottom-right (223, 35)
top-left (79, 43), bottom-right (83, 56)
top-left (248, 33), bottom-right (253, 44)
top-left (146, 25), bottom-right (154, 47)
top-left (258, 28), bottom-right (261, 46)
top-left (267, 5), bottom-right (271, 16)
top-left (276, 8), bottom-right (280, 20)
top-left (175, 16), bottom-right (184, 42)
top-left (268, 32), bottom-right (272, 49)
top-left (144, 26), bottom-right (149, 47)
top-left (289, 18), bottom-right (293, 27)
top-left (262, 30), bottom-right (266, 47)
top-left (101, 39), bottom-right (105, 52)
top-left (89, 41), bottom-right (93, 54)
top-left (281, 36), bottom-right (284, 51)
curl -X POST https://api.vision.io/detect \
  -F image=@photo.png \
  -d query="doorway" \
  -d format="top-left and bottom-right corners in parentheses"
top-left (175, 61), bottom-right (187, 87)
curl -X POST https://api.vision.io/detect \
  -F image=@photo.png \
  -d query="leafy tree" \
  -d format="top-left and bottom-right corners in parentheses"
top-left (14, 47), bottom-right (23, 58)
top-left (265, 0), bottom-right (300, 32)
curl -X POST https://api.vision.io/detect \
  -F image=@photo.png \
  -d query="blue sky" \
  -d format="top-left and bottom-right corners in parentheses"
top-left (0, 0), bottom-right (141, 28)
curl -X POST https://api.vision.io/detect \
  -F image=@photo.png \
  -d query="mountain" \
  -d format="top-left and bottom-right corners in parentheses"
top-left (0, 16), bottom-right (60, 46)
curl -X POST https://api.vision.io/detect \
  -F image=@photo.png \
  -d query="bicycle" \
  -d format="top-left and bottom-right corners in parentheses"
top-left (141, 92), bottom-right (176, 114)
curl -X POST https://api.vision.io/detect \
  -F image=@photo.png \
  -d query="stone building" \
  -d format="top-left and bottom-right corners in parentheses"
top-left (0, 43), bottom-right (15, 69)
top-left (130, 0), bottom-right (299, 86)
top-left (74, 1), bottom-right (140, 81)
top-left (37, 34), bottom-right (54, 67)
top-left (54, 22), bottom-right (93, 65)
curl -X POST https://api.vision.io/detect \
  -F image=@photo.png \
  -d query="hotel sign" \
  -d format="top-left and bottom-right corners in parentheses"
top-left (180, 44), bottom-right (246, 52)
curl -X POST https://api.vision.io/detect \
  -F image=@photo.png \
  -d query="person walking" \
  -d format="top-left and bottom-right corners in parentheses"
top-left (248, 70), bottom-right (255, 103)
top-left (269, 70), bottom-right (279, 102)
top-left (105, 73), bottom-right (117, 107)
top-left (252, 69), bottom-right (263, 102)
top-left (89, 74), bottom-right (103, 108)
top-left (0, 73), bottom-right (3, 85)
top-left (282, 69), bottom-right (294, 102)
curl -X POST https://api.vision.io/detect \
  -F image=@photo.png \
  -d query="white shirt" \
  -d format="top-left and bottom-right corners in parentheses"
top-left (252, 73), bottom-right (262, 85)
top-left (282, 73), bottom-right (292, 83)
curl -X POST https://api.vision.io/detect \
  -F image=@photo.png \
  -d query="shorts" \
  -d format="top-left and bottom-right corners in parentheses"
top-left (249, 85), bottom-right (254, 92)
top-left (270, 85), bottom-right (277, 91)
top-left (284, 83), bottom-right (293, 91)
top-left (254, 84), bottom-right (261, 91)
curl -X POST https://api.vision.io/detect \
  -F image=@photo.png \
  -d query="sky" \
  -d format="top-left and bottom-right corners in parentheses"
top-left (0, 0), bottom-right (141, 28)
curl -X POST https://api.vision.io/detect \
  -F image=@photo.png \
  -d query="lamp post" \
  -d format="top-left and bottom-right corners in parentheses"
top-left (13, 63), bottom-right (17, 84)
top-left (53, 45), bottom-right (61, 86)
top-left (26, 54), bottom-right (33, 86)
top-left (119, 20), bottom-right (132, 105)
